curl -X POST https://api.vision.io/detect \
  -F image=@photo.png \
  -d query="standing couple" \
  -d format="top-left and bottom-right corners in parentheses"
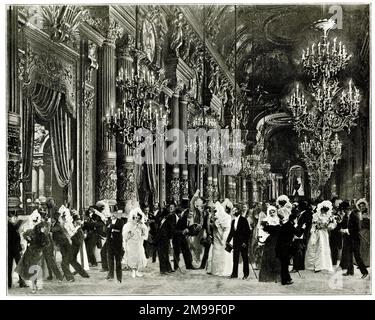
top-left (209, 200), bottom-right (251, 279)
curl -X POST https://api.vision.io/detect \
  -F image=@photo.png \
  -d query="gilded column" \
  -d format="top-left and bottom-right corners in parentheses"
top-left (205, 165), bottom-right (213, 200)
top-left (8, 6), bottom-right (21, 210)
top-left (179, 94), bottom-right (189, 200)
top-left (242, 177), bottom-right (247, 204)
top-left (168, 92), bottom-right (180, 204)
top-left (96, 22), bottom-right (123, 205)
top-left (116, 36), bottom-right (137, 208)
top-left (212, 164), bottom-right (219, 201)
top-left (38, 165), bottom-right (45, 197)
top-left (82, 39), bottom-right (97, 210)
top-left (252, 180), bottom-right (259, 204)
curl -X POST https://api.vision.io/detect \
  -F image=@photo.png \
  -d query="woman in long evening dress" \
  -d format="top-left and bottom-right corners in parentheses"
top-left (305, 200), bottom-right (336, 273)
top-left (122, 207), bottom-right (149, 278)
top-left (258, 205), bottom-right (281, 282)
top-left (209, 202), bottom-right (232, 276)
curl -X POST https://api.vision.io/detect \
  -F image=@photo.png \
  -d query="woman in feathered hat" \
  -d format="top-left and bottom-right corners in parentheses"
top-left (305, 200), bottom-right (336, 273)
top-left (276, 195), bottom-right (292, 212)
top-left (122, 207), bottom-right (149, 278)
top-left (258, 205), bottom-right (281, 283)
top-left (186, 190), bottom-right (205, 267)
top-left (208, 202), bottom-right (232, 276)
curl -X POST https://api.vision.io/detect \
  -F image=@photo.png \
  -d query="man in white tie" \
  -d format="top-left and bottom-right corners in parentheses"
top-left (227, 206), bottom-right (251, 279)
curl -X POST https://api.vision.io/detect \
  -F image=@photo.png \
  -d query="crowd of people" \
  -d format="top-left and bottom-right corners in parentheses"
top-left (8, 191), bottom-right (370, 293)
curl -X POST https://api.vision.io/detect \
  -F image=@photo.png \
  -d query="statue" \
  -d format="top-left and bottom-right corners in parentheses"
top-left (170, 12), bottom-right (184, 57)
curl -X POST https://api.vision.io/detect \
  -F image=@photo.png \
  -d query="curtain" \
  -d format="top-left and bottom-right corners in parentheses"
top-left (50, 106), bottom-right (74, 202)
top-left (146, 145), bottom-right (157, 204)
top-left (22, 97), bottom-right (34, 181)
top-left (23, 82), bottom-right (74, 203)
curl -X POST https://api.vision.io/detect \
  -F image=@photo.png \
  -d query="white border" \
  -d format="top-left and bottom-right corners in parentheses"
top-left (0, 0), bottom-right (374, 300)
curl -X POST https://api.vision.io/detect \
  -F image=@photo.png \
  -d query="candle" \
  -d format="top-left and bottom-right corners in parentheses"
top-left (339, 41), bottom-right (342, 55)
top-left (318, 42), bottom-right (321, 55)
top-left (327, 42), bottom-right (330, 54)
top-left (302, 49), bottom-right (305, 60)
top-left (333, 38), bottom-right (337, 52)
top-left (311, 43), bottom-right (315, 55)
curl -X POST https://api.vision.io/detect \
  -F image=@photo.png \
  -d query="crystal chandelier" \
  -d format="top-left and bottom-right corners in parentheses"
top-left (242, 146), bottom-right (271, 188)
top-left (105, 6), bottom-right (169, 148)
top-left (301, 19), bottom-right (352, 80)
top-left (288, 19), bottom-right (360, 198)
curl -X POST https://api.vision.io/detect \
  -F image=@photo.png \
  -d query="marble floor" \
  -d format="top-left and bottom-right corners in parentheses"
top-left (8, 258), bottom-right (371, 296)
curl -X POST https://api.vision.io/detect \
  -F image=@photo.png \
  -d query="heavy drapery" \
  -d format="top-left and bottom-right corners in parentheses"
top-left (23, 83), bottom-right (74, 203)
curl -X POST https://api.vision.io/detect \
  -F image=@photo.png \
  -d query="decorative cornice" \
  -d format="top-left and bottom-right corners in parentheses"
top-left (79, 22), bottom-right (106, 46)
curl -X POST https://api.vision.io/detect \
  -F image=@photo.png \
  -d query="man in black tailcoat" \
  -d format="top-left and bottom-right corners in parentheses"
top-left (173, 204), bottom-right (194, 270)
top-left (227, 206), bottom-right (251, 279)
top-left (155, 206), bottom-right (174, 275)
top-left (106, 210), bottom-right (125, 283)
top-left (340, 201), bottom-right (368, 279)
top-left (291, 199), bottom-right (312, 272)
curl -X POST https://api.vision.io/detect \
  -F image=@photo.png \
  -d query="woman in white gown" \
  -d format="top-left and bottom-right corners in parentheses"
top-left (122, 207), bottom-right (149, 278)
top-left (208, 202), bottom-right (232, 276)
top-left (305, 200), bottom-right (336, 272)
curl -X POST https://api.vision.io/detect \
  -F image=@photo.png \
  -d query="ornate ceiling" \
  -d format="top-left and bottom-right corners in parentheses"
top-left (186, 4), bottom-right (369, 135)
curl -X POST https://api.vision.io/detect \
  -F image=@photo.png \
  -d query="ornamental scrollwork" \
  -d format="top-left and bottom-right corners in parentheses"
top-left (40, 5), bottom-right (87, 47)
top-left (97, 163), bottom-right (118, 201)
top-left (169, 176), bottom-right (180, 204)
top-left (8, 160), bottom-right (21, 199)
top-left (123, 166), bottom-right (137, 202)
top-left (181, 177), bottom-right (189, 200)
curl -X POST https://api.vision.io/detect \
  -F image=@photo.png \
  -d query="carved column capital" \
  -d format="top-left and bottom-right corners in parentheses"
top-left (85, 16), bottom-right (123, 47)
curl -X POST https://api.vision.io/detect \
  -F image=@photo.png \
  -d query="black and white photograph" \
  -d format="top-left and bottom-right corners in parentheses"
top-left (4, 1), bottom-right (371, 296)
